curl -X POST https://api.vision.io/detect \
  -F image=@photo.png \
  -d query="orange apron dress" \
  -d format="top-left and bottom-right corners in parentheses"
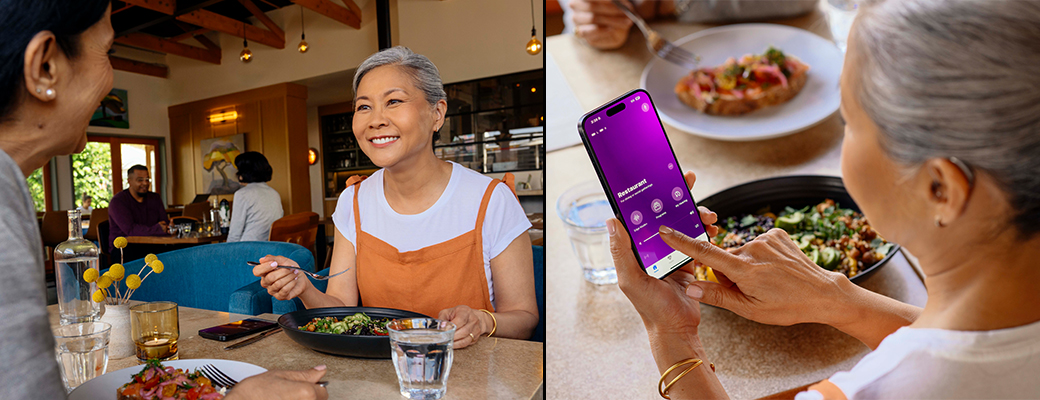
top-left (344, 173), bottom-right (515, 318)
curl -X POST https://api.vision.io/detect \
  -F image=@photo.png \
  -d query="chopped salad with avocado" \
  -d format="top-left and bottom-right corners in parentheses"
top-left (299, 313), bottom-right (390, 336)
top-left (708, 199), bottom-right (894, 278)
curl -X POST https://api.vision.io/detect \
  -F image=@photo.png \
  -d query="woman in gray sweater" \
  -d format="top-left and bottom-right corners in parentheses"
top-left (227, 152), bottom-right (284, 242)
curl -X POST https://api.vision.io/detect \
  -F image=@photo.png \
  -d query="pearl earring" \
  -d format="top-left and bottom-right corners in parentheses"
top-left (36, 88), bottom-right (42, 94)
top-left (45, 89), bottom-right (55, 98)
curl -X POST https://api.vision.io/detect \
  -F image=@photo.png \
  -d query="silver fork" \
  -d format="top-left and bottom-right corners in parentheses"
top-left (609, 0), bottom-right (700, 69)
top-left (247, 261), bottom-right (351, 280)
top-left (199, 364), bottom-right (329, 393)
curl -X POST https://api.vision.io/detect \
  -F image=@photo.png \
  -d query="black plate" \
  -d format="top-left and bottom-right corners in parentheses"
top-left (696, 175), bottom-right (899, 283)
top-left (278, 307), bottom-right (430, 359)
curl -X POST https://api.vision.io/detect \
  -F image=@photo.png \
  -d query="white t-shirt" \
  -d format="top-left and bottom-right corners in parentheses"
top-left (796, 320), bottom-right (1040, 399)
top-left (331, 162), bottom-right (531, 304)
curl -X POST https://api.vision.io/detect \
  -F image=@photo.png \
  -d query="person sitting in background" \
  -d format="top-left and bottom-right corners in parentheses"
top-left (227, 151), bottom-right (283, 242)
top-left (76, 193), bottom-right (92, 216)
top-left (0, 1), bottom-right (327, 398)
top-left (561, 0), bottom-right (817, 50)
top-left (107, 164), bottom-right (168, 251)
top-left (255, 47), bottom-right (539, 349)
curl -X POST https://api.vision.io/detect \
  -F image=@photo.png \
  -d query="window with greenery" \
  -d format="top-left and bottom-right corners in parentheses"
top-left (27, 168), bottom-right (45, 212)
top-left (71, 141), bottom-right (113, 209)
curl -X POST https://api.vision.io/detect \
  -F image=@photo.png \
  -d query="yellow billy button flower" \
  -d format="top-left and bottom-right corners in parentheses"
top-left (97, 275), bottom-right (113, 289)
top-left (126, 274), bottom-right (142, 290)
top-left (150, 260), bottom-right (164, 274)
top-left (113, 237), bottom-right (128, 249)
top-left (92, 289), bottom-right (106, 303)
top-left (83, 268), bottom-right (99, 283)
top-left (108, 264), bottom-right (125, 280)
top-left (144, 254), bottom-right (158, 265)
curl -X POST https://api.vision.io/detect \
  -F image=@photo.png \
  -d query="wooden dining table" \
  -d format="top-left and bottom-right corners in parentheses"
top-left (48, 303), bottom-right (544, 399)
top-left (126, 234), bottom-right (226, 244)
top-left (546, 7), bottom-right (929, 400)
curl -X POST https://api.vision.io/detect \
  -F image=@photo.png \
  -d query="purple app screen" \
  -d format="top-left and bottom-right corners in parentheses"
top-left (584, 91), bottom-right (707, 278)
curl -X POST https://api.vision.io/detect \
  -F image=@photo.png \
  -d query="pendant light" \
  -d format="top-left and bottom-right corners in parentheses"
top-left (298, 6), bottom-right (309, 53)
top-left (525, 0), bottom-right (542, 55)
top-left (239, 24), bottom-right (253, 63)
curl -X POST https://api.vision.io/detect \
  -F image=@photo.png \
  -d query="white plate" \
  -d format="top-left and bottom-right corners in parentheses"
top-left (641, 24), bottom-right (844, 141)
top-left (69, 359), bottom-right (266, 399)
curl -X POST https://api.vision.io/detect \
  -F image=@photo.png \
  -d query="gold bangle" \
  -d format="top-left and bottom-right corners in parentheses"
top-left (479, 309), bottom-right (497, 337)
top-left (658, 359), bottom-right (714, 399)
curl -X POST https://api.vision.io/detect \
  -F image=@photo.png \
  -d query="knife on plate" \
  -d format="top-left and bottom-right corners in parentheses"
top-left (223, 327), bottom-right (282, 350)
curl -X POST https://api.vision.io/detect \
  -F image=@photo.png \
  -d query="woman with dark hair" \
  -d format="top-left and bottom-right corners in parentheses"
top-left (228, 151), bottom-right (283, 242)
top-left (611, 0), bottom-right (1040, 398)
top-left (254, 47), bottom-right (539, 348)
top-left (0, 2), bottom-right (326, 398)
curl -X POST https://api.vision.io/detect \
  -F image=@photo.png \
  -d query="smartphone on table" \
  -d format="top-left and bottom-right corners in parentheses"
top-left (199, 318), bottom-right (278, 341)
top-left (578, 88), bottom-right (710, 279)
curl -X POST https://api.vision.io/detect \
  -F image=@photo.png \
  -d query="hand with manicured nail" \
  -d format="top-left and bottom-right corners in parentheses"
top-left (611, 171), bottom-right (718, 335)
top-left (253, 255), bottom-right (313, 301)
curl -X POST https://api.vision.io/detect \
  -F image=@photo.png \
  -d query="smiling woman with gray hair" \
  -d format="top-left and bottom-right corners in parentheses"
top-left (255, 47), bottom-right (539, 348)
top-left (608, 0), bottom-right (1040, 399)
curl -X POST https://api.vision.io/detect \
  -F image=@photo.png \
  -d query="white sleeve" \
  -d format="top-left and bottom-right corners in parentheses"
top-left (482, 182), bottom-right (532, 260)
top-left (331, 186), bottom-right (357, 246)
top-left (794, 390), bottom-right (824, 400)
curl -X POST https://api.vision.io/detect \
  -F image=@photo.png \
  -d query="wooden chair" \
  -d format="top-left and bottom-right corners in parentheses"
top-left (41, 211), bottom-right (69, 249)
top-left (269, 212), bottom-right (319, 257)
top-left (97, 220), bottom-right (110, 265)
top-left (85, 208), bottom-right (108, 242)
top-left (182, 202), bottom-right (211, 221)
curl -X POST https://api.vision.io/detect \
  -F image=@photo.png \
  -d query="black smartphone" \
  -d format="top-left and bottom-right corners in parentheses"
top-left (198, 319), bottom-right (278, 341)
top-left (578, 88), bottom-right (710, 279)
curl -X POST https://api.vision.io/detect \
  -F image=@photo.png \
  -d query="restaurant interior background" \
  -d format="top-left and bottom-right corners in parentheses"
top-left (31, 0), bottom-right (546, 296)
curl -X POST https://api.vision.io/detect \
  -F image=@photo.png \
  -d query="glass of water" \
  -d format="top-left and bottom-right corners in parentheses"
top-left (826, 0), bottom-right (859, 52)
top-left (557, 181), bottom-right (617, 285)
top-left (387, 318), bottom-right (456, 400)
top-left (53, 321), bottom-right (111, 393)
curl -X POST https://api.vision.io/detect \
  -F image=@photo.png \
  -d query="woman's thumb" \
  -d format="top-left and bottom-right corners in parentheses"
top-left (686, 281), bottom-right (734, 310)
top-left (279, 366), bottom-right (327, 383)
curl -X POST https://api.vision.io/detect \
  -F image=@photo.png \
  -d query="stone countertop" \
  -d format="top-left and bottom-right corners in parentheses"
top-left (545, 8), bottom-right (927, 399)
top-left (49, 304), bottom-right (544, 399)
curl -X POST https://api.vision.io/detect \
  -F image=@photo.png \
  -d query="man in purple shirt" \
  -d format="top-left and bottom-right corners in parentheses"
top-left (108, 165), bottom-right (168, 257)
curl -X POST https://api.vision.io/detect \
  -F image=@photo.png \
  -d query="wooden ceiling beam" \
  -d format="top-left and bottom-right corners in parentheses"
top-left (237, 0), bottom-right (285, 39)
top-left (193, 34), bottom-right (221, 51)
top-left (120, 0), bottom-right (176, 15)
top-left (176, 9), bottom-right (285, 49)
top-left (115, 33), bottom-right (221, 64)
top-left (169, 28), bottom-right (210, 42)
top-left (291, 0), bottom-right (361, 30)
top-left (109, 56), bottom-right (169, 78)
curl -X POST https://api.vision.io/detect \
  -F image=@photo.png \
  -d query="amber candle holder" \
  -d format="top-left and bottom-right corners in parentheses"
top-left (130, 301), bottom-right (179, 362)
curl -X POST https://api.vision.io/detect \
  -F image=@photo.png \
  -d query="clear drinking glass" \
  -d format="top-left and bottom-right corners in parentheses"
top-left (130, 302), bottom-right (179, 362)
top-left (53, 321), bottom-right (111, 392)
top-left (387, 318), bottom-right (456, 400)
top-left (557, 181), bottom-right (618, 284)
top-left (54, 209), bottom-right (102, 325)
top-left (826, 0), bottom-right (859, 52)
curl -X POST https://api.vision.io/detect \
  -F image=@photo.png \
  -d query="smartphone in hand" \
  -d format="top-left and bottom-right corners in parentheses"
top-left (578, 89), bottom-right (710, 279)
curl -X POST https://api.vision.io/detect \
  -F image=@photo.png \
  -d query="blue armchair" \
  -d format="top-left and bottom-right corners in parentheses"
top-left (273, 245), bottom-right (547, 343)
top-left (105, 241), bottom-right (315, 315)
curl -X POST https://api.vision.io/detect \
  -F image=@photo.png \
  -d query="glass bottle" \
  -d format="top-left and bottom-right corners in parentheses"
top-left (54, 209), bottom-right (101, 325)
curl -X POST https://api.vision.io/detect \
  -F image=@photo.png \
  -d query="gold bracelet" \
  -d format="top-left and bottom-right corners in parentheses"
top-left (479, 309), bottom-right (497, 337)
top-left (658, 359), bottom-right (715, 399)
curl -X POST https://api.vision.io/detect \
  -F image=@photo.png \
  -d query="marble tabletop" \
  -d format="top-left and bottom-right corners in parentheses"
top-left (545, 7), bottom-right (928, 400)
top-left (48, 304), bottom-right (544, 399)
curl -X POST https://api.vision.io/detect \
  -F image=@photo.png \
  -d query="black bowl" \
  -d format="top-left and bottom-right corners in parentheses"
top-left (278, 307), bottom-right (430, 359)
top-left (696, 175), bottom-right (899, 283)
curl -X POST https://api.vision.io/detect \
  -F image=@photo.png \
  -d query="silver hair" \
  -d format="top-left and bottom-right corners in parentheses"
top-left (352, 46), bottom-right (447, 108)
top-left (853, 0), bottom-right (1040, 238)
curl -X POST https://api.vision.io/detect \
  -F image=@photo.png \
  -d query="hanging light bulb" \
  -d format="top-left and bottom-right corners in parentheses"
top-left (526, 0), bottom-right (542, 55)
top-left (239, 25), bottom-right (252, 63)
top-left (298, 7), bottom-right (309, 53)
